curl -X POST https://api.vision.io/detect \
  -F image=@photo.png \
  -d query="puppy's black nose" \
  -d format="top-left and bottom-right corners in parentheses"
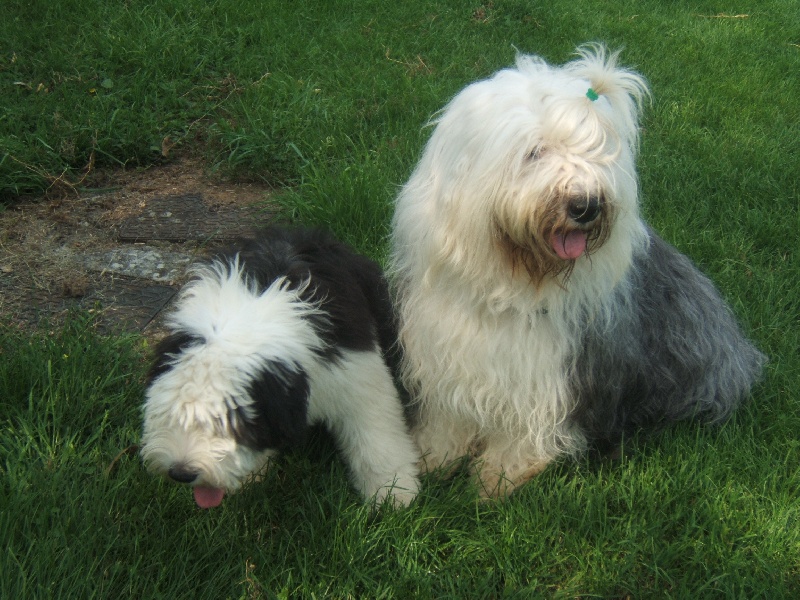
top-left (168, 465), bottom-right (199, 484)
top-left (568, 195), bottom-right (602, 224)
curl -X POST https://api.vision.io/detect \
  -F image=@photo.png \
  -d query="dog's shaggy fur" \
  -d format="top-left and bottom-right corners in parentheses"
top-left (141, 227), bottom-right (420, 508)
top-left (390, 45), bottom-right (766, 498)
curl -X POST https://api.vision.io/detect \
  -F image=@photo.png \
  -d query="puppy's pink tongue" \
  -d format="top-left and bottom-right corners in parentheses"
top-left (193, 486), bottom-right (225, 509)
top-left (551, 231), bottom-right (588, 260)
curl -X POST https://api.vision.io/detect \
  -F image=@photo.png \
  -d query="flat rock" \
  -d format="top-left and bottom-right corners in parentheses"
top-left (117, 194), bottom-right (263, 242)
top-left (4, 274), bottom-right (177, 333)
top-left (82, 246), bottom-right (196, 283)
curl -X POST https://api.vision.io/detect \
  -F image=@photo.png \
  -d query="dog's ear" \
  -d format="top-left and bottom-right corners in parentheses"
top-left (233, 362), bottom-right (310, 451)
top-left (147, 331), bottom-right (204, 384)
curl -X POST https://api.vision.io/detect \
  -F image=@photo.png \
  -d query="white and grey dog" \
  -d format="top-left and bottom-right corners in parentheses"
top-left (141, 227), bottom-right (420, 508)
top-left (390, 45), bottom-right (766, 498)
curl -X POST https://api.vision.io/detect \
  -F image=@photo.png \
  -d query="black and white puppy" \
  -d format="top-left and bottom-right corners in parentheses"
top-left (141, 226), bottom-right (420, 508)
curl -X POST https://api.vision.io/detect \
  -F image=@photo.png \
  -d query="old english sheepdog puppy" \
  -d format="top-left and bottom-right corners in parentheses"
top-left (390, 45), bottom-right (766, 498)
top-left (141, 227), bottom-right (420, 508)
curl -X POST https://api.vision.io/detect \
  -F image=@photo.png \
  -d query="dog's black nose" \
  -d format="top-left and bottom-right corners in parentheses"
top-left (168, 465), bottom-right (199, 484)
top-left (568, 196), bottom-right (602, 224)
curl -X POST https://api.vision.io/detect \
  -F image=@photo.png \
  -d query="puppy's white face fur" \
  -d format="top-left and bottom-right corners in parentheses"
top-left (141, 341), bottom-right (278, 493)
top-left (140, 260), bottom-right (323, 507)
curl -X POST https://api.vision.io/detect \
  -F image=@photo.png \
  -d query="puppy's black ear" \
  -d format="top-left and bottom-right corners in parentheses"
top-left (147, 332), bottom-right (205, 383)
top-left (233, 362), bottom-right (310, 451)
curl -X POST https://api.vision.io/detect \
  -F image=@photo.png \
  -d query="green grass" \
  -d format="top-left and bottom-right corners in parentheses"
top-left (2, 319), bottom-right (797, 597)
top-left (2, 0), bottom-right (799, 598)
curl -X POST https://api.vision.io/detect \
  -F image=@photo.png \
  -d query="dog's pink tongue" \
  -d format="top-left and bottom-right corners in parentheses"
top-left (193, 486), bottom-right (225, 509)
top-left (551, 231), bottom-right (588, 260)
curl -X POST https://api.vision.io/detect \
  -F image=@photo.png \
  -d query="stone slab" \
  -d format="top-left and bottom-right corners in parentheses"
top-left (4, 275), bottom-right (177, 333)
top-left (81, 246), bottom-right (196, 283)
top-left (117, 194), bottom-right (265, 243)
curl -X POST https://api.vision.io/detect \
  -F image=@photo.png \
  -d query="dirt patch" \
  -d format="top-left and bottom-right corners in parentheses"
top-left (0, 157), bottom-right (276, 335)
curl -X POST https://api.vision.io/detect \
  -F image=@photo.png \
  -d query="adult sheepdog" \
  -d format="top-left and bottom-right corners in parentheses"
top-left (141, 227), bottom-right (420, 508)
top-left (390, 44), bottom-right (766, 498)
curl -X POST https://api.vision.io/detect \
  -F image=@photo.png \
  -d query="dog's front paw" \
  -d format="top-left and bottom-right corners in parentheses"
top-left (371, 473), bottom-right (420, 508)
top-left (472, 458), bottom-right (549, 500)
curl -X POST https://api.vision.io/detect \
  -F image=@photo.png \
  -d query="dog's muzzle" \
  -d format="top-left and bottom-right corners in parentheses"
top-left (567, 194), bottom-right (603, 225)
top-left (168, 464), bottom-right (199, 484)
top-left (548, 194), bottom-right (607, 261)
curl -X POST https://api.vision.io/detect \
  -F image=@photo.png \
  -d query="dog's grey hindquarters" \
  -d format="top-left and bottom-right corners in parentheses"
top-left (570, 227), bottom-right (766, 445)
